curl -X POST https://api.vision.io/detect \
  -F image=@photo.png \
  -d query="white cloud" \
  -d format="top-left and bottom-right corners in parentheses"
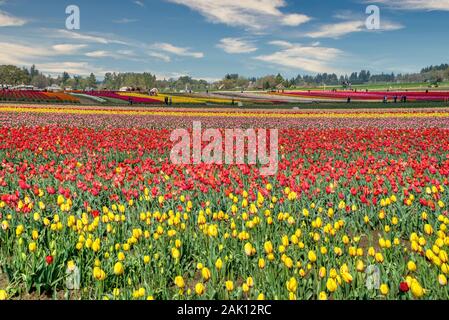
top-left (254, 41), bottom-right (343, 73)
top-left (86, 50), bottom-right (139, 61)
top-left (217, 38), bottom-right (258, 54)
top-left (305, 19), bottom-right (403, 38)
top-left (36, 61), bottom-right (106, 76)
top-left (0, 10), bottom-right (27, 27)
top-left (50, 29), bottom-right (129, 45)
top-left (148, 51), bottom-right (171, 62)
top-left (52, 44), bottom-right (87, 54)
top-left (0, 41), bottom-right (89, 66)
top-left (0, 41), bottom-right (108, 77)
top-left (281, 13), bottom-right (310, 26)
top-left (306, 21), bottom-right (366, 38)
top-left (368, 0), bottom-right (449, 11)
top-left (113, 18), bottom-right (139, 24)
top-left (134, 1), bottom-right (145, 7)
top-left (268, 40), bottom-right (293, 48)
top-left (85, 50), bottom-right (111, 58)
top-left (151, 42), bottom-right (204, 58)
top-left (165, 0), bottom-right (311, 30)
top-left (0, 42), bottom-right (50, 65)
top-left (117, 50), bottom-right (135, 56)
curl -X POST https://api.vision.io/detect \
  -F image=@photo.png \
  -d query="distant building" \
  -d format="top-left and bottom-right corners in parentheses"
top-left (46, 84), bottom-right (63, 92)
top-left (276, 84), bottom-right (285, 90)
top-left (12, 85), bottom-right (38, 91)
top-left (247, 81), bottom-right (256, 90)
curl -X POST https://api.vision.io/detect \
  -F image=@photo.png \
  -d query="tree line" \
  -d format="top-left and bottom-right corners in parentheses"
top-left (1, 63), bottom-right (448, 91)
top-left (216, 65), bottom-right (449, 90)
top-left (0, 65), bottom-right (97, 89)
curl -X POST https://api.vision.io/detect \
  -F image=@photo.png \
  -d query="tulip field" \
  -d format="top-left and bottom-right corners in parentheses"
top-left (2, 104), bottom-right (449, 301)
top-left (275, 90), bottom-right (449, 102)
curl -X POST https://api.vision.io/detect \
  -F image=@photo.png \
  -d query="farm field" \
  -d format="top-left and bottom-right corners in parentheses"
top-left (275, 90), bottom-right (449, 102)
top-left (1, 104), bottom-right (449, 300)
top-left (285, 82), bottom-right (449, 91)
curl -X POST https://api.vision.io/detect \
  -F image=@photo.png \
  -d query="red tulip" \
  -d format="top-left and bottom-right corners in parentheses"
top-left (399, 282), bottom-right (409, 293)
top-left (46, 186), bottom-right (56, 195)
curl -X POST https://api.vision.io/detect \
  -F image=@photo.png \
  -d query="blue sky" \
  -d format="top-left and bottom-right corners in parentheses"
top-left (0, 0), bottom-right (448, 81)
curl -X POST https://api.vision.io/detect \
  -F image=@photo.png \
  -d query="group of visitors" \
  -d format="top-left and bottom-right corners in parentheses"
top-left (164, 96), bottom-right (173, 105)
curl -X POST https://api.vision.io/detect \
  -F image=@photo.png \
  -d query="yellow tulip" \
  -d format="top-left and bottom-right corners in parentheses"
top-left (15, 224), bottom-right (24, 237)
top-left (195, 283), bottom-right (205, 295)
top-left (93, 267), bottom-right (106, 281)
top-left (171, 248), bottom-right (180, 259)
top-left (439, 274), bottom-right (447, 286)
top-left (201, 267), bottom-right (211, 281)
top-left (319, 267), bottom-right (327, 278)
top-left (246, 277), bottom-right (254, 287)
top-left (117, 252), bottom-right (125, 261)
top-left (318, 291), bottom-right (327, 300)
top-left (308, 250), bottom-right (317, 263)
top-left (113, 262), bottom-right (124, 276)
top-left (244, 242), bottom-right (254, 256)
top-left (356, 260), bottom-right (365, 272)
top-left (225, 280), bottom-right (234, 292)
top-left (174, 276), bottom-right (185, 289)
top-left (380, 284), bottom-right (389, 295)
top-left (407, 261), bottom-right (417, 272)
top-left (439, 250), bottom-right (448, 263)
top-left (258, 258), bottom-right (266, 269)
top-left (28, 242), bottom-right (37, 253)
top-left (264, 241), bottom-right (273, 254)
top-left (284, 257), bottom-right (293, 269)
top-left (326, 278), bottom-right (338, 293)
top-left (0, 290), bottom-right (7, 300)
top-left (67, 260), bottom-right (76, 272)
top-left (286, 277), bottom-right (297, 293)
top-left (341, 272), bottom-right (353, 284)
top-left (410, 280), bottom-right (424, 298)
top-left (375, 253), bottom-right (384, 263)
top-left (215, 258), bottom-right (223, 270)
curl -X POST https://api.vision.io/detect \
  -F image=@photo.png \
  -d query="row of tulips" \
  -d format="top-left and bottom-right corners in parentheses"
top-left (0, 90), bottom-right (80, 103)
top-left (2, 105), bottom-right (449, 130)
top-left (281, 90), bottom-right (449, 102)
